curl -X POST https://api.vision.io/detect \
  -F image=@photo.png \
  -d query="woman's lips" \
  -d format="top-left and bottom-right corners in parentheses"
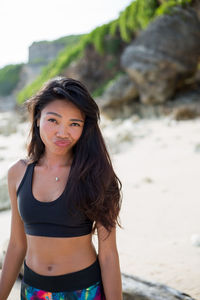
top-left (54, 140), bottom-right (71, 147)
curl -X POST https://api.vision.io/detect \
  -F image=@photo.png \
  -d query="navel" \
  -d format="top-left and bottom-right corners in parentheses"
top-left (47, 265), bottom-right (53, 272)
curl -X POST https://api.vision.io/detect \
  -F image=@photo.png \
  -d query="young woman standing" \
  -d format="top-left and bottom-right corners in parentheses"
top-left (0, 77), bottom-right (123, 299)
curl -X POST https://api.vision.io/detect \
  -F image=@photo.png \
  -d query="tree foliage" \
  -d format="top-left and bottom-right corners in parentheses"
top-left (0, 64), bottom-right (23, 96)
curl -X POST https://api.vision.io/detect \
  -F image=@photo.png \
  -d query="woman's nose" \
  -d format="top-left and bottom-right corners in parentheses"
top-left (56, 126), bottom-right (70, 138)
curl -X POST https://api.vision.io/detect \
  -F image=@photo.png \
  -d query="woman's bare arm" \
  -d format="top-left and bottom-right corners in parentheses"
top-left (97, 222), bottom-right (123, 300)
top-left (0, 161), bottom-right (27, 300)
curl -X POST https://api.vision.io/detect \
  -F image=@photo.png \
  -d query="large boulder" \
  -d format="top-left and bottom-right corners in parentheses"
top-left (98, 74), bottom-right (138, 116)
top-left (192, 0), bottom-right (200, 21)
top-left (121, 6), bottom-right (200, 104)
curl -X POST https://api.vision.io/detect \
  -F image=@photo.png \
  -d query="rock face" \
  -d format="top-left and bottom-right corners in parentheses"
top-left (29, 41), bottom-right (67, 66)
top-left (99, 85), bottom-right (200, 120)
top-left (98, 74), bottom-right (138, 110)
top-left (192, 0), bottom-right (200, 21)
top-left (121, 6), bottom-right (200, 104)
top-left (62, 41), bottom-right (124, 92)
top-left (13, 64), bottom-right (44, 102)
top-left (17, 40), bottom-right (75, 96)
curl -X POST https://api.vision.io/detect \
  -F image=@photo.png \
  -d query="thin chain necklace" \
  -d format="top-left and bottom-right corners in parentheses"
top-left (35, 159), bottom-right (72, 182)
top-left (55, 159), bottom-right (72, 182)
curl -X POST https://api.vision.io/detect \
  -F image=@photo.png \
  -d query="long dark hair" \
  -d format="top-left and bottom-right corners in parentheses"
top-left (23, 77), bottom-right (123, 236)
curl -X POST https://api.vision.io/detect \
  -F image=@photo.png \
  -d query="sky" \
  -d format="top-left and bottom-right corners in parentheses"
top-left (0, 0), bottom-right (132, 69)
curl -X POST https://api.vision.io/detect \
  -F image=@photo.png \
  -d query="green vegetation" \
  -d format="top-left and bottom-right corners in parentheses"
top-left (17, 0), bottom-right (194, 104)
top-left (0, 64), bottom-right (24, 96)
top-left (117, 0), bottom-right (158, 42)
top-left (89, 24), bottom-right (110, 55)
top-left (155, 0), bottom-right (193, 16)
top-left (89, 0), bottom-right (158, 51)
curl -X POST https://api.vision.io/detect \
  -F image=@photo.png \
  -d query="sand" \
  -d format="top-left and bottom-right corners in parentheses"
top-left (0, 113), bottom-right (200, 299)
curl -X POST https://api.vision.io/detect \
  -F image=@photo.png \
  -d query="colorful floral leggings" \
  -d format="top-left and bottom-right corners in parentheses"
top-left (21, 279), bottom-right (105, 300)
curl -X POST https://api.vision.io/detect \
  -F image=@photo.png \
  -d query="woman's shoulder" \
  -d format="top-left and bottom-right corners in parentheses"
top-left (8, 158), bottom-right (31, 174)
top-left (7, 158), bottom-right (32, 193)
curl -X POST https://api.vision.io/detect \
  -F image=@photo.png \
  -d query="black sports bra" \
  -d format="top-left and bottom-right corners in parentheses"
top-left (17, 161), bottom-right (93, 237)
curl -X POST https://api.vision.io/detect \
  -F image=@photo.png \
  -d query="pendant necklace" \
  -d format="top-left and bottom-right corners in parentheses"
top-left (55, 165), bottom-right (70, 182)
top-left (54, 158), bottom-right (72, 182)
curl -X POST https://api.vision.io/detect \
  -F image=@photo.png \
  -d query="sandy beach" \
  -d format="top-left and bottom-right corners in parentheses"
top-left (0, 112), bottom-right (200, 299)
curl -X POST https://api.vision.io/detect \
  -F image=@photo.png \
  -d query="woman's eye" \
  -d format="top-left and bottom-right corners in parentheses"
top-left (48, 119), bottom-right (80, 126)
top-left (48, 118), bottom-right (57, 123)
top-left (71, 123), bottom-right (80, 127)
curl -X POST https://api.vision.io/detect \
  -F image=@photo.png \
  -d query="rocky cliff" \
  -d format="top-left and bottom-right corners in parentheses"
top-left (1, 0), bottom-right (200, 120)
top-left (0, 35), bottom-right (82, 111)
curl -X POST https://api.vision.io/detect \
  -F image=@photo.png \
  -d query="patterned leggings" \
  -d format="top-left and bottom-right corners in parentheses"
top-left (21, 257), bottom-right (105, 300)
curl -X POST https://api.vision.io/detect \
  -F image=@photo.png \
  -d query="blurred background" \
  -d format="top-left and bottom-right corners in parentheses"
top-left (0, 0), bottom-right (200, 299)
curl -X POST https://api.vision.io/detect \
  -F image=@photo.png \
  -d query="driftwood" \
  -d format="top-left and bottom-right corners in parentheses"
top-left (122, 273), bottom-right (196, 300)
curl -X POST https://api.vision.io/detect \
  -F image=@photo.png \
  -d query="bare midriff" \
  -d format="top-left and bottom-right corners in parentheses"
top-left (25, 233), bottom-right (97, 276)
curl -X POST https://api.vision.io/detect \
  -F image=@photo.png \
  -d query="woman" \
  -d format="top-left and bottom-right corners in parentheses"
top-left (0, 77), bottom-right (123, 300)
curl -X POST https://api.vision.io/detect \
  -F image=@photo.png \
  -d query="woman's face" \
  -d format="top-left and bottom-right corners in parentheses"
top-left (36, 99), bottom-right (85, 155)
